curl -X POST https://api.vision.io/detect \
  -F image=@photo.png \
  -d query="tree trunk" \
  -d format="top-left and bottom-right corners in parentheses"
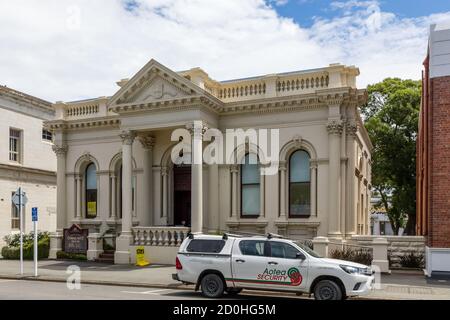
top-left (404, 214), bottom-right (416, 235)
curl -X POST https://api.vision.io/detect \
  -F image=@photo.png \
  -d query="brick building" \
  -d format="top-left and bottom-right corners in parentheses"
top-left (417, 23), bottom-right (450, 277)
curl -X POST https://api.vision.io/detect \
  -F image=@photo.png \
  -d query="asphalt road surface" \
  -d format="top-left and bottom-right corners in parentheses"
top-left (0, 279), bottom-right (310, 300)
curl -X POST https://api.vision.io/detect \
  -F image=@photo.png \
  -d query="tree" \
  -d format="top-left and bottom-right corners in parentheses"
top-left (363, 78), bottom-right (420, 235)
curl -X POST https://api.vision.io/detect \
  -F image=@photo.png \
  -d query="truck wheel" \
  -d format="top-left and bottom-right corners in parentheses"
top-left (313, 280), bottom-right (343, 300)
top-left (201, 274), bottom-right (224, 298)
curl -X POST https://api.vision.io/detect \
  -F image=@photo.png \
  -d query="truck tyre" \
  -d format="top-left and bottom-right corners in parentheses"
top-left (313, 280), bottom-right (343, 300)
top-left (201, 274), bottom-right (225, 298)
top-left (226, 288), bottom-right (242, 296)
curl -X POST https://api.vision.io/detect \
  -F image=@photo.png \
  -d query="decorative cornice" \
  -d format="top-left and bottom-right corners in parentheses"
top-left (45, 118), bottom-right (120, 131)
top-left (119, 130), bottom-right (136, 145)
top-left (326, 119), bottom-right (344, 135)
top-left (52, 144), bottom-right (68, 156)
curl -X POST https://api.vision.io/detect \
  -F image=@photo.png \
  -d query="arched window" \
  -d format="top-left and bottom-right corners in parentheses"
top-left (289, 150), bottom-right (311, 217)
top-left (241, 153), bottom-right (260, 217)
top-left (85, 162), bottom-right (97, 218)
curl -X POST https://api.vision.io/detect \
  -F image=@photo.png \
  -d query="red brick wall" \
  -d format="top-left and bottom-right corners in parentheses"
top-left (429, 75), bottom-right (450, 247)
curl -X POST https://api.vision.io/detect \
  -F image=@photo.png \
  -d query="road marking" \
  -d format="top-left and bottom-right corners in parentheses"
top-left (121, 288), bottom-right (175, 295)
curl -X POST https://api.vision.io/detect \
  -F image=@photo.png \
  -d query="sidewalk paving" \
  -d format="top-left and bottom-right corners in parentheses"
top-left (1, 259), bottom-right (449, 300)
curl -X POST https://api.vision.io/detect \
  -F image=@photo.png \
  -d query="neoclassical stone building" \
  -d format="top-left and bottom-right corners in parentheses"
top-left (45, 60), bottom-right (372, 264)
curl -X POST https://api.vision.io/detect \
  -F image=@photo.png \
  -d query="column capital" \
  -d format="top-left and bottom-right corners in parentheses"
top-left (279, 160), bottom-right (287, 171)
top-left (310, 160), bottom-right (318, 169)
top-left (230, 164), bottom-right (239, 173)
top-left (186, 121), bottom-right (208, 138)
top-left (52, 144), bottom-right (68, 156)
top-left (326, 119), bottom-right (344, 136)
top-left (119, 130), bottom-right (136, 145)
top-left (161, 166), bottom-right (169, 176)
top-left (346, 119), bottom-right (358, 137)
top-left (138, 135), bottom-right (156, 150)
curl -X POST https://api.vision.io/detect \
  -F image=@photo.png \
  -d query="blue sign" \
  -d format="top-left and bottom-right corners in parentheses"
top-left (32, 207), bottom-right (38, 222)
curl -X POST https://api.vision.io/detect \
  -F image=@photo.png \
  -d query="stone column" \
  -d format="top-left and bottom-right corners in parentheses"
top-left (260, 167), bottom-right (265, 218)
top-left (279, 161), bottom-right (287, 219)
top-left (230, 165), bottom-right (239, 220)
top-left (115, 130), bottom-right (135, 264)
top-left (138, 135), bottom-right (155, 226)
top-left (50, 144), bottom-right (68, 259)
top-left (187, 121), bottom-right (206, 233)
top-left (312, 236), bottom-right (329, 258)
top-left (208, 163), bottom-right (219, 232)
top-left (327, 119), bottom-right (343, 239)
top-left (110, 174), bottom-right (116, 218)
top-left (345, 120), bottom-right (358, 236)
top-left (310, 161), bottom-right (317, 217)
top-left (161, 166), bottom-right (168, 220)
top-left (75, 175), bottom-right (82, 219)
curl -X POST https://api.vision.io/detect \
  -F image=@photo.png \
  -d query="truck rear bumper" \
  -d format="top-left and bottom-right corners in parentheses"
top-left (172, 273), bottom-right (180, 281)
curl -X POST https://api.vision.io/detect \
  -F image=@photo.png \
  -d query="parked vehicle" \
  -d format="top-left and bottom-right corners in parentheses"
top-left (173, 233), bottom-right (374, 300)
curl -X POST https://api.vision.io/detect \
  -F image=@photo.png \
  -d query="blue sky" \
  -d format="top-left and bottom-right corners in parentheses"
top-left (1, 0), bottom-right (450, 101)
top-left (273, 0), bottom-right (450, 27)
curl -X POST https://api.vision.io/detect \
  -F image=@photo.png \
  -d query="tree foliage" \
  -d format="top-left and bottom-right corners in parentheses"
top-left (363, 78), bottom-right (421, 235)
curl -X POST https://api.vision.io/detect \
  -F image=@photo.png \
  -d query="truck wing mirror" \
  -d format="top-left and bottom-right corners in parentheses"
top-left (296, 252), bottom-right (306, 260)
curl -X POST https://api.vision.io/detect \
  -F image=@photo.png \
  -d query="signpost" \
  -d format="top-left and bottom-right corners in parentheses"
top-left (32, 207), bottom-right (38, 277)
top-left (12, 187), bottom-right (27, 276)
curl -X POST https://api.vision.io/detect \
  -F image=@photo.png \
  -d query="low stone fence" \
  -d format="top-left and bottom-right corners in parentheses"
top-left (130, 226), bottom-right (190, 265)
top-left (350, 235), bottom-right (425, 269)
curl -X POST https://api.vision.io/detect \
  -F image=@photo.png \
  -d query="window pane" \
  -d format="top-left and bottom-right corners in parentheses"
top-left (290, 182), bottom-right (311, 216)
top-left (242, 185), bottom-right (260, 215)
top-left (239, 240), bottom-right (266, 256)
top-left (270, 242), bottom-right (299, 259)
top-left (290, 150), bottom-right (310, 183)
top-left (186, 240), bottom-right (225, 253)
top-left (241, 154), bottom-right (260, 184)
top-left (86, 164), bottom-right (97, 190)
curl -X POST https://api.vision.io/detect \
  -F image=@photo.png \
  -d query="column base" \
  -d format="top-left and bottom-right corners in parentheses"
top-left (114, 234), bottom-right (133, 264)
top-left (49, 231), bottom-right (63, 259)
top-left (327, 231), bottom-right (343, 240)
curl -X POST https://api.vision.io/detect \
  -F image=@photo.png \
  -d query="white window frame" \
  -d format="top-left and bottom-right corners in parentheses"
top-left (9, 128), bottom-right (22, 163)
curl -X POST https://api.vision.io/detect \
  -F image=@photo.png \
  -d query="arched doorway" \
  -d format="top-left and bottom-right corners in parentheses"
top-left (173, 165), bottom-right (191, 226)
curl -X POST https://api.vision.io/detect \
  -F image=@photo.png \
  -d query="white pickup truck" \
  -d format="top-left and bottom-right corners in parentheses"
top-left (173, 233), bottom-right (374, 300)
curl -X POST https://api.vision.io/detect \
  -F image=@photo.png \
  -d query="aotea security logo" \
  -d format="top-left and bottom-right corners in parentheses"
top-left (257, 267), bottom-right (302, 286)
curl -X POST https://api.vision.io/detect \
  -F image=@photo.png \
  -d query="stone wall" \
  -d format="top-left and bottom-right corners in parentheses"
top-left (351, 235), bottom-right (425, 268)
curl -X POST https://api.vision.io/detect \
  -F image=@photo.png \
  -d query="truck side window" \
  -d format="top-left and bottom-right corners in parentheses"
top-left (186, 240), bottom-right (225, 253)
top-left (239, 240), bottom-right (268, 256)
top-left (270, 242), bottom-right (300, 259)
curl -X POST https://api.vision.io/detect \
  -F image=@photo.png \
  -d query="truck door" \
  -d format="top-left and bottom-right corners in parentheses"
top-left (231, 239), bottom-right (270, 289)
top-left (263, 241), bottom-right (309, 292)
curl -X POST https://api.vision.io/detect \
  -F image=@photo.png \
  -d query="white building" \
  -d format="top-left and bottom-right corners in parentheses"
top-left (45, 59), bottom-right (372, 264)
top-left (0, 86), bottom-right (57, 247)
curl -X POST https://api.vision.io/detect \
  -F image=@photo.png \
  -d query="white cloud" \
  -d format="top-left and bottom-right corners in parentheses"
top-left (0, 0), bottom-right (449, 102)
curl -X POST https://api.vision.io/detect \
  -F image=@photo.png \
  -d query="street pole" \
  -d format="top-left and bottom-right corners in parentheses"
top-left (34, 218), bottom-right (38, 277)
top-left (19, 187), bottom-right (23, 276)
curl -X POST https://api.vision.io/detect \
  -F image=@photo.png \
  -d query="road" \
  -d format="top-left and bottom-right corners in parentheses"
top-left (0, 279), bottom-right (310, 300)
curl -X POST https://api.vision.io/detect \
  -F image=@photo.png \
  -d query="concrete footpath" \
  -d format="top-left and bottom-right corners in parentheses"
top-left (1, 259), bottom-right (450, 300)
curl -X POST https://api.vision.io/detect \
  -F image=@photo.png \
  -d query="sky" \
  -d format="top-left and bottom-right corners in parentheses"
top-left (0, 0), bottom-right (449, 102)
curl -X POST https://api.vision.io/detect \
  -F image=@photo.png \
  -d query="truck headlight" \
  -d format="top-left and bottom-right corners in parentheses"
top-left (340, 265), bottom-right (370, 275)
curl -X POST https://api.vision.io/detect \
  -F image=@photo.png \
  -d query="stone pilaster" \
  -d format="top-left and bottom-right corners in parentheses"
top-left (115, 130), bottom-right (135, 264)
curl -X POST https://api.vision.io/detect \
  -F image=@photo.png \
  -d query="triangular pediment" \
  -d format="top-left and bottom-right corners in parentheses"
top-left (108, 59), bottom-right (205, 107)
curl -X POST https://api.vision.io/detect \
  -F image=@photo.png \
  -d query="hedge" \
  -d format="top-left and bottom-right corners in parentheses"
top-left (1, 239), bottom-right (49, 260)
top-left (56, 251), bottom-right (87, 261)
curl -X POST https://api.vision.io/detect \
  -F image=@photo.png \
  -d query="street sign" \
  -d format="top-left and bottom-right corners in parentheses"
top-left (12, 189), bottom-right (28, 208)
top-left (32, 207), bottom-right (38, 222)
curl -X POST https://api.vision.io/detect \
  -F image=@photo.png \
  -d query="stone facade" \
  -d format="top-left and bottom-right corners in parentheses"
top-left (45, 59), bottom-right (373, 264)
top-left (417, 23), bottom-right (450, 276)
top-left (0, 86), bottom-right (57, 247)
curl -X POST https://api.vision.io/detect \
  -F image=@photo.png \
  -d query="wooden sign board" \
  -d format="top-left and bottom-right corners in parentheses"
top-left (63, 224), bottom-right (88, 254)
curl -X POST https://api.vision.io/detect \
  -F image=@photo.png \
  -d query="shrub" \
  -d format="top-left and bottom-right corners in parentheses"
top-left (3, 231), bottom-right (49, 248)
top-left (56, 251), bottom-right (87, 261)
top-left (330, 247), bottom-right (373, 266)
top-left (400, 251), bottom-right (424, 269)
top-left (1, 238), bottom-right (49, 260)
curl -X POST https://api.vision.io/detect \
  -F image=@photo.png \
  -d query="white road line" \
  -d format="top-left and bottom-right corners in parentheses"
top-left (121, 288), bottom-right (174, 295)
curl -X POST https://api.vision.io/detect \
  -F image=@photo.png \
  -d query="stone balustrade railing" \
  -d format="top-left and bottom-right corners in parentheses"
top-left (66, 103), bottom-right (99, 118)
top-left (131, 226), bottom-right (190, 246)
